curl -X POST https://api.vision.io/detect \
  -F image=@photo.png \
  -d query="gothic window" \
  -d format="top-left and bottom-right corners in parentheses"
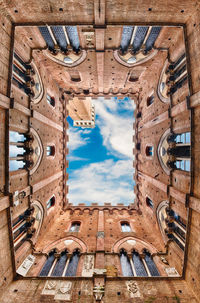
top-left (69, 222), bottom-right (80, 232)
top-left (120, 249), bottom-right (133, 276)
top-left (166, 209), bottom-right (186, 251)
top-left (51, 250), bottom-right (68, 276)
top-left (39, 250), bottom-right (56, 276)
top-left (46, 145), bottom-right (55, 156)
top-left (132, 251), bottom-right (148, 276)
top-left (143, 249), bottom-right (160, 276)
top-left (46, 196), bottom-right (55, 210)
top-left (146, 197), bottom-right (154, 209)
top-left (167, 132), bottom-right (190, 172)
top-left (146, 146), bottom-right (154, 156)
top-left (121, 222), bottom-right (132, 232)
top-left (65, 249), bottom-right (80, 276)
top-left (147, 95), bottom-right (154, 106)
top-left (12, 208), bottom-right (35, 251)
top-left (46, 94), bottom-right (55, 107)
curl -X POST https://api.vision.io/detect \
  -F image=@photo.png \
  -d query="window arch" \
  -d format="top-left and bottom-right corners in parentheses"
top-left (147, 94), bottom-right (154, 106)
top-left (47, 196), bottom-right (55, 210)
top-left (146, 146), bottom-right (154, 156)
top-left (46, 145), bottom-right (55, 157)
top-left (146, 197), bottom-right (154, 209)
top-left (39, 248), bottom-right (80, 277)
top-left (46, 94), bottom-right (55, 107)
top-left (69, 222), bottom-right (80, 232)
top-left (121, 222), bottom-right (131, 232)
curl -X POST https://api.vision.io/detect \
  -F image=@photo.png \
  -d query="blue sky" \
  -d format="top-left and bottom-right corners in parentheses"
top-left (67, 97), bottom-right (136, 206)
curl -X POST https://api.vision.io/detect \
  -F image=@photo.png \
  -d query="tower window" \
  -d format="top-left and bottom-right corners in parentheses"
top-left (146, 146), bottom-right (154, 156)
top-left (146, 197), bottom-right (154, 209)
top-left (121, 222), bottom-right (131, 232)
top-left (46, 94), bottom-right (55, 107)
top-left (69, 222), bottom-right (80, 232)
top-left (47, 196), bottom-right (55, 209)
top-left (46, 145), bottom-right (55, 156)
top-left (147, 95), bottom-right (154, 106)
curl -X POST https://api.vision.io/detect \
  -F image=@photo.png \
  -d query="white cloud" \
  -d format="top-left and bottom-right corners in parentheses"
top-left (67, 159), bottom-right (135, 205)
top-left (67, 127), bottom-right (89, 151)
top-left (92, 97), bottom-right (135, 159)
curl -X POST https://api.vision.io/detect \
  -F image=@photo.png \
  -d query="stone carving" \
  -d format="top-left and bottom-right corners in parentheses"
top-left (93, 268), bottom-right (107, 275)
top-left (93, 283), bottom-right (105, 301)
top-left (97, 231), bottom-right (104, 238)
top-left (16, 254), bottom-right (35, 276)
top-left (126, 281), bottom-right (141, 298)
top-left (42, 281), bottom-right (72, 300)
top-left (42, 280), bottom-right (57, 296)
top-left (54, 281), bottom-right (72, 300)
top-left (82, 255), bottom-right (94, 277)
top-left (165, 267), bottom-right (179, 277)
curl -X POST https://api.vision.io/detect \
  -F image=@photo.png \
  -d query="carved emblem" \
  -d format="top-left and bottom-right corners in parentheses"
top-left (126, 281), bottom-right (141, 298)
top-left (127, 281), bottom-right (138, 294)
top-left (58, 281), bottom-right (72, 294)
top-left (93, 283), bottom-right (105, 301)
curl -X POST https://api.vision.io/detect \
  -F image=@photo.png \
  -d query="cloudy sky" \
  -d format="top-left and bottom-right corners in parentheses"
top-left (67, 97), bottom-right (136, 206)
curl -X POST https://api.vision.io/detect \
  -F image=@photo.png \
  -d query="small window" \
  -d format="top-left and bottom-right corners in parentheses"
top-left (146, 146), bottom-right (153, 156)
top-left (147, 95), bottom-right (154, 106)
top-left (46, 145), bottom-right (55, 157)
top-left (46, 94), bottom-right (55, 107)
top-left (146, 197), bottom-right (154, 209)
top-left (121, 222), bottom-right (131, 232)
top-left (69, 222), bottom-right (80, 232)
top-left (47, 196), bottom-right (55, 209)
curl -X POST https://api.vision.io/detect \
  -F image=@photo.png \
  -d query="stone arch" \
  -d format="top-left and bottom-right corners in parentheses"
top-left (156, 200), bottom-right (170, 243)
top-left (43, 49), bottom-right (87, 67)
top-left (29, 127), bottom-right (44, 175)
top-left (113, 49), bottom-right (158, 67)
top-left (30, 200), bottom-right (44, 243)
top-left (112, 236), bottom-right (158, 255)
top-left (43, 236), bottom-right (87, 254)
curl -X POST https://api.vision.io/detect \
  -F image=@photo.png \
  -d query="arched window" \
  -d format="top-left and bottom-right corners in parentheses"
top-left (120, 249), bottom-right (133, 277)
top-left (39, 249), bottom-right (56, 276)
top-left (69, 222), bottom-right (80, 232)
top-left (132, 251), bottom-right (148, 276)
top-left (146, 197), bottom-right (154, 209)
top-left (143, 249), bottom-right (160, 276)
top-left (167, 132), bottom-right (190, 172)
top-left (121, 222), bottom-right (131, 232)
top-left (12, 208), bottom-right (35, 251)
top-left (166, 209), bottom-right (186, 251)
top-left (47, 196), bottom-right (55, 210)
top-left (146, 146), bottom-right (154, 156)
top-left (51, 250), bottom-right (68, 276)
top-left (147, 95), bottom-right (154, 106)
top-left (65, 249), bottom-right (80, 276)
top-left (46, 145), bottom-right (55, 156)
top-left (46, 94), bottom-right (55, 107)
